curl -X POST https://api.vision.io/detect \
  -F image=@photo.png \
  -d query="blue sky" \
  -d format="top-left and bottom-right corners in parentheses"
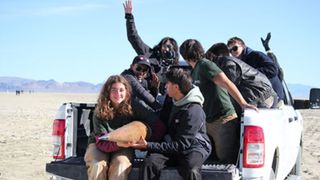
top-left (1, 0), bottom-right (319, 87)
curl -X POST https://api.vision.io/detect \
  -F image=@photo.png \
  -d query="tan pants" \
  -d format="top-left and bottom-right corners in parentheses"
top-left (84, 143), bottom-right (133, 180)
top-left (206, 113), bottom-right (239, 164)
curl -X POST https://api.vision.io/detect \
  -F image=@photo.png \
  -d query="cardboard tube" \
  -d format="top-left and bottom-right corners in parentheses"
top-left (107, 121), bottom-right (147, 143)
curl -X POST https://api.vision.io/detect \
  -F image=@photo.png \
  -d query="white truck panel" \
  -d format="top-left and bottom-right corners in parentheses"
top-left (241, 106), bottom-right (302, 180)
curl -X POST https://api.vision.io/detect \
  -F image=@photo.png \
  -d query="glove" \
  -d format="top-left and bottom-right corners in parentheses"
top-left (261, 32), bottom-right (271, 51)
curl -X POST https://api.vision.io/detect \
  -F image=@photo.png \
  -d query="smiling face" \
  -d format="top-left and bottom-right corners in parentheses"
top-left (161, 40), bottom-right (174, 54)
top-left (132, 64), bottom-right (149, 81)
top-left (228, 40), bottom-right (244, 58)
top-left (109, 82), bottom-right (127, 107)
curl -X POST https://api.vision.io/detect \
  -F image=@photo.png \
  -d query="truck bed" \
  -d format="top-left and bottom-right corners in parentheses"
top-left (47, 91), bottom-right (303, 180)
top-left (46, 157), bottom-right (239, 180)
top-left (47, 103), bottom-right (240, 179)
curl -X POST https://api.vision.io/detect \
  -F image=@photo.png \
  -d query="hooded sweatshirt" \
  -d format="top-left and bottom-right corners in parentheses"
top-left (147, 86), bottom-right (211, 158)
top-left (173, 86), bottom-right (204, 107)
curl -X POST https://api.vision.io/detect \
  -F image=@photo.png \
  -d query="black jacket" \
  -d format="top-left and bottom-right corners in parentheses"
top-left (125, 13), bottom-right (162, 73)
top-left (147, 87), bottom-right (211, 158)
top-left (147, 103), bottom-right (211, 157)
top-left (214, 56), bottom-right (275, 106)
top-left (266, 51), bottom-right (284, 81)
top-left (121, 69), bottom-right (161, 111)
top-left (241, 47), bottom-right (284, 100)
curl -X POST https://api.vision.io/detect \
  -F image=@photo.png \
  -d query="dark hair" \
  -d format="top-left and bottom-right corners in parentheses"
top-left (227, 36), bottom-right (245, 46)
top-left (95, 75), bottom-right (133, 120)
top-left (179, 39), bottom-right (205, 63)
top-left (206, 42), bottom-right (230, 61)
top-left (153, 37), bottom-right (179, 65)
top-left (165, 68), bottom-right (192, 95)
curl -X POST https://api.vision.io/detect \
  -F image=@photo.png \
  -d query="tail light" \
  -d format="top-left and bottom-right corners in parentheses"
top-left (52, 119), bottom-right (65, 160)
top-left (243, 126), bottom-right (265, 168)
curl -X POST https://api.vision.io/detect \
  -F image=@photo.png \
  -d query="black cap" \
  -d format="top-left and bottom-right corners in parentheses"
top-left (132, 55), bottom-right (151, 69)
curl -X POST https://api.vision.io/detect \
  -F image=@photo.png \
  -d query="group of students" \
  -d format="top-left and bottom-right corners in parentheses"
top-left (83, 0), bottom-right (285, 180)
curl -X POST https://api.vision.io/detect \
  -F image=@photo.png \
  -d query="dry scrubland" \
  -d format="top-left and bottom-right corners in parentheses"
top-left (0, 92), bottom-right (319, 180)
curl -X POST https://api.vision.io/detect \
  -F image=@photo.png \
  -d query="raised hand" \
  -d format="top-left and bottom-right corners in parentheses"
top-left (123, 0), bottom-right (133, 14)
top-left (261, 32), bottom-right (271, 51)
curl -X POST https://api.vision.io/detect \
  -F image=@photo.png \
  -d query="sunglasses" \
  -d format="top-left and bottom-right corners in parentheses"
top-left (229, 45), bottom-right (239, 52)
top-left (135, 66), bottom-right (149, 73)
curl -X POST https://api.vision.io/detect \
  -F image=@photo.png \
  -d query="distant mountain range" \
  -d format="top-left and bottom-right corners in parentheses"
top-left (0, 76), bottom-right (317, 99)
top-left (0, 77), bottom-right (102, 93)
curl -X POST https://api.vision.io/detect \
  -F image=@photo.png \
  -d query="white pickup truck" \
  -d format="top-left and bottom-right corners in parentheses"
top-left (46, 79), bottom-right (303, 180)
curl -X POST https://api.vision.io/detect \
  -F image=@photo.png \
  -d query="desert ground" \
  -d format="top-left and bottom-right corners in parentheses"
top-left (0, 92), bottom-right (319, 180)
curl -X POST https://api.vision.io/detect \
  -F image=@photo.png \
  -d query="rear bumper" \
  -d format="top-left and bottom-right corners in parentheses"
top-left (46, 157), bottom-right (87, 180)
top-left (46, 157), bottom-right (240, 180)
